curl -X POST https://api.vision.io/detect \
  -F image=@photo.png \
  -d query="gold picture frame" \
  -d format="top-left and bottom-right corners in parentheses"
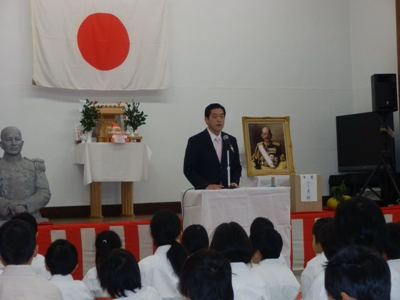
top-left (242, 116), bottom-right (295, 176)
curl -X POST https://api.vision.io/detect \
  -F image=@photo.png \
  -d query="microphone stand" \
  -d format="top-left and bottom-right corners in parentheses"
top-left (226, 149), bottom-right (231, 187)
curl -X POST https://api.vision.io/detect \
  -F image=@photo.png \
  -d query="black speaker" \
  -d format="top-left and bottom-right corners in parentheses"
top-left (371, 74), bottom-right (398, 113)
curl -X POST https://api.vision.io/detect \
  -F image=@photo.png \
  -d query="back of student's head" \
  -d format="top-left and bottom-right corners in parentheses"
top-left (250, 217), bottom-right (274, 236)
top-left (0, 219), bottom-right (36, 265)
top-left (334, 196), bottom-right (386, 253)
top-left (250, 226), bottom-right (282, 260)
top-left (150, 209), bottom-right (187, 276)
top-left (325, 246), bottom-right (390, 300)
top-left (182, 224), bottom-right (209, 255)
top-left (385, 222), bottom-right (400, 260)
top-left (45, 239), bottom-right (78, 275)
top-left (11, 212), bottom-right (38, 235)
top-left (312, 217), bottom-right (333, 245)
top-left (210, 222), bottom-right (253, 264)
top-left (179, 249), bottom-right (233, 300)
top-left (318, 222), bottom-right (341, 261)
top-left (98, 249), bottom-right (142, 299)
top-left (95, 230), bottom-right (122, 267)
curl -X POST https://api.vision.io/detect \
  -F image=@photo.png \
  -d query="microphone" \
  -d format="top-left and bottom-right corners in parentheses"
top-left (223, 135), bottom-right (235, 153)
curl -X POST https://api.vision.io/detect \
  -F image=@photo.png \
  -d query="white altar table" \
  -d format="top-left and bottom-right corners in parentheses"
top-left (74, 143), bottom-right (152, 217)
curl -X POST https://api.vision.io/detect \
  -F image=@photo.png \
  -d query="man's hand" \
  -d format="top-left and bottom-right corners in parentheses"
top-left (230, 183), bottom-right (239, 189)
top-left (206, 184), bottom-right (224, 190)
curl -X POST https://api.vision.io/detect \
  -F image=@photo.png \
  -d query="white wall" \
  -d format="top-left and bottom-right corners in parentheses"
top-left (0, 0), bottom-right (396, 207)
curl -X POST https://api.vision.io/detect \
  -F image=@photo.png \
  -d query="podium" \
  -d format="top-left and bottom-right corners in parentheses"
top-left (182, 187), bottom-right (291, 266)
top-left (75, 143), bottom-right (152, 218)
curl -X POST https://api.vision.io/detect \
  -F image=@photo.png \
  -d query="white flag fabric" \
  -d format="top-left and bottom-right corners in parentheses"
top-left (31, 0), bottom-right (169, 90)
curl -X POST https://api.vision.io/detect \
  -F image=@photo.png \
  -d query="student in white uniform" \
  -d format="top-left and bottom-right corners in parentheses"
top-left (139, 209), bottom-right (187, 300)
top-left (46, 239), bottom-right (92, 300)
top-left (249, 217), bottom-right (286, 266)
top-left (301, 217), bottom-right (333, 298)
top-left (179, 249), bottom-right (233, 300)
top-left (325, 246), bottom-right (391, 300)
top-left (0, 212), bottom-right (52, 279)
top-left (0, 219), bottom-right (63, 299)
top-left (83, 230), bottom-right (122, 298)
top-left (98, 248), bottom-right (161, 300)
top-left (250, 226), bottom-right (300, 300)
top-left (305, 197), bottom-right (400, 300)
top-left (209, 222), bottom-right (271, 300)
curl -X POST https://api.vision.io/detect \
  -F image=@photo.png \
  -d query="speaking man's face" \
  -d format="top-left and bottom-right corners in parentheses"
top-left (0, 128), bottom-right (24, 156)
top-left (205, 108), bottom-right (225, 135)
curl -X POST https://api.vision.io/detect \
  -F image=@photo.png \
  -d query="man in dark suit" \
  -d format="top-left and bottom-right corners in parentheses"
top-left (183, 103), bottom-right (242, 189)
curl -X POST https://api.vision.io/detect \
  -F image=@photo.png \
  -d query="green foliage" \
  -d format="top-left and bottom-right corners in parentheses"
top-left (330, 180), bottom-right (347, 202)
top-left (123, 101), bottom-right (148, 131)
top-left (80, 99), bottom-right (100, 132)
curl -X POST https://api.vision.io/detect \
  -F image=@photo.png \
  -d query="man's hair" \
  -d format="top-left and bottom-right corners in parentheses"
top-left (204, 103), bottom-right (226, 118)
top-left (385, 222), bottom-right (400, 260)
top-left (179, 249), bottom-right (233, 300)
top-left (318, 222), bottom-right (341, 261)
top-left (11, 212), bottom-right (38, 234)
top-left (0, 219), bottom-right (36, 265)
top-left (249, 226), bottom-right (282, 260)
top-left (182, 224), bottom-right (209, 256)
top-left (45, 239), bottom-right (78, 275)
top-left (325, 246), bottom-right (391, 300)
top-left (98, 249), bottom-right (142, 299)
top-left (334, 196), bottom-right (386, 253)
top-left (250, 217), bottom-right (274, 236)
top-left (312, 217), bottom-right (333, 244)
top-left (210, 222), bottom-right (253, 263)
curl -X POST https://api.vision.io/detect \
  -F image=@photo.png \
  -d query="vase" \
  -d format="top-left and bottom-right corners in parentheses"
top-left (133, 130), bottom-right (139, 136)
top-left (85, 130), bottom-right (93, 143)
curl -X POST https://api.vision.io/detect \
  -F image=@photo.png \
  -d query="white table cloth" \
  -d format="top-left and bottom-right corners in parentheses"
top-left (74, 143), bottom-right (152, 185)
top-left (182, 187), bottom-right (291, 266)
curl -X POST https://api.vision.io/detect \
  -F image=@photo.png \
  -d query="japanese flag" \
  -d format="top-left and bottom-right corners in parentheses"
top-left (31, 0), bottom-right (169, 90)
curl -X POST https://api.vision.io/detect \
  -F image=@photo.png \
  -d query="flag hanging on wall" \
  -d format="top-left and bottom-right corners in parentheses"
top-left (31, 0), bottom-right (169, 90)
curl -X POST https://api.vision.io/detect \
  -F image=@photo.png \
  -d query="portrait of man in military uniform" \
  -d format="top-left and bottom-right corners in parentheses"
top-left (242, 116), bottom-right (295, 176)
top-left (251, 126), bottom-right (287, 170)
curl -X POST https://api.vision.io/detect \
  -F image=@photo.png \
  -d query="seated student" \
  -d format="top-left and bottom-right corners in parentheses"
top-left (0, 219), bottom-right (63, 299)
top-left (210, 221), bottom-right (271, 300)
top-left (249, 217), bottom-right (288, 266)
top-left (139, 209), bottom-right (187, 300)
top-left (301, 217), bottom-right (333, 298)
top-left (0, 212), bottom-right (52, 278)
top-left (305, 197), bottom-right (400, 300)
top-left (98, 249), bottom-right (161, 300)
top-left (385, 222), bottom-right (400, 275)
top-left (83, 230), bottom-right (122, 298)
top-left (182, 224), bottom-right (209, 256)
top-left (250, 226), bottom-right (300, 300)
top-left (46, 239), bottom-right (92, 300)
top-left (325, 246), bottom-right (391, 300)
top-left (179, 249), bottom-right (233, 300)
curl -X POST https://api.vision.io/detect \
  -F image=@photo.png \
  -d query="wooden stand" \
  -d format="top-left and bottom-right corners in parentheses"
top-left (89, 182), bottom-right (135, 218)
top-left (290, 174), bottom-right (322, 212)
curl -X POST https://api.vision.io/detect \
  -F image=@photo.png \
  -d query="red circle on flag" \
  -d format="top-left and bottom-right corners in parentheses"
top-left (77, 13), bottom-right (130, 71)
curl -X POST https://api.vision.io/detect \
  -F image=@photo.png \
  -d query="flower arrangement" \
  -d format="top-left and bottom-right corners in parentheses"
top-left (80, 99), bottom-right (101, 132)
top-left (327, 180), bottom-right (351, 209)
top-left (123, 101), bottom-right (148, 131)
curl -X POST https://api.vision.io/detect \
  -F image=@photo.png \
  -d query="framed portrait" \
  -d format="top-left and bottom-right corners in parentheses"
top-left (242, 116), bottom-right (295, 176)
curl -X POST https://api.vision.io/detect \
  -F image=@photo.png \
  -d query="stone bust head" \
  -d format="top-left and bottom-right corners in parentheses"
top-left (0, 126), bottom-right (24, 160)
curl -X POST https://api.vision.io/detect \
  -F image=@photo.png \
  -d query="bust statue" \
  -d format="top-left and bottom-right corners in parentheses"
top-left (0, 126), bottom-right (51, 221)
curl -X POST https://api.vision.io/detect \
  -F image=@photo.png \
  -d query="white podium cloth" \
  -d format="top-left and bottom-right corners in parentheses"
top-left (182, 187), bottom-right (291, 266)
top-left (74, 143), bottom-right (152, 185)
